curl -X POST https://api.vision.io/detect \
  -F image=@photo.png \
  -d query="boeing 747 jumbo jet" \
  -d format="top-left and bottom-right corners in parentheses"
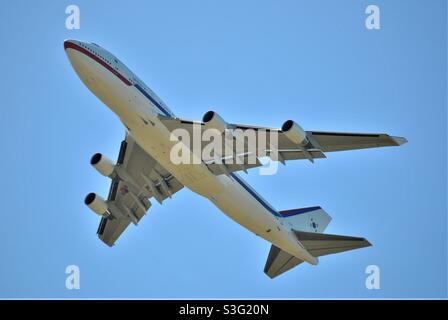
top-left (64, 40), bottom-right (407, 278)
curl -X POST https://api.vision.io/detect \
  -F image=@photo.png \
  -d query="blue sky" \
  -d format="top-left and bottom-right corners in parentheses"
top-left (0, 0), bottom-right (446, 298)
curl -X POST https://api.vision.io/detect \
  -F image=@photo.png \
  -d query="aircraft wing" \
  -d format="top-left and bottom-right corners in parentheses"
top-left (158, 116), bottom-right (407, 174)
top-left (97, 133), bottom-right (184, 246)
top-left (308, 131), bottom-right (407, 152)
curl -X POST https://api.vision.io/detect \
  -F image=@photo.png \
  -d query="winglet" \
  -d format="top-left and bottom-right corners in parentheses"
top-left (391, 136), bottom-right (408, 146)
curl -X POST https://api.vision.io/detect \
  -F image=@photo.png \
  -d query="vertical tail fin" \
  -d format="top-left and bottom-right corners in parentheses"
top-left (278, 206), bottom-right (332, 233)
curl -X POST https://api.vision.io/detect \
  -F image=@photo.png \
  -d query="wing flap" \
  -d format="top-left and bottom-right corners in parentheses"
top-left (97, 216), bottom-right (131, 247)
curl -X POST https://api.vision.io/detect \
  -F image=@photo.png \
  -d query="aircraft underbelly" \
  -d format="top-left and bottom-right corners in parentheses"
top-left (129, 118), bottom-right (282, 238)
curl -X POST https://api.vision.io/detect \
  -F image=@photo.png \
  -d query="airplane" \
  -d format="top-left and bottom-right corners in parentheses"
top-left (64, 39), bottom-right (407, 278)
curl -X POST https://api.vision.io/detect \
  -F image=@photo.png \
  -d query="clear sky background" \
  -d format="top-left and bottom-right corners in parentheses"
top-left (0, 0), bottom-right (446, 298)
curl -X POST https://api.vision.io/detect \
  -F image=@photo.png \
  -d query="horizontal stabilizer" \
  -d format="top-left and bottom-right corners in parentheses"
top-left (293, 230), bottom-right (371, 257)
top-left (264, 245), bottom-right (304, 279)
top-left (264, 231), bottom-right (371, 278)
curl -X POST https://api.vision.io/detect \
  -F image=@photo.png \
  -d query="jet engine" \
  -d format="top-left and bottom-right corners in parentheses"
top-left (90, 153), bottom-right (115, 177)
top-left (84, 193), bottom-right (108, 216)
top-left (281, 120), bottom-right (309, 146)
top-left (202, 111), bottom-right (227, 133)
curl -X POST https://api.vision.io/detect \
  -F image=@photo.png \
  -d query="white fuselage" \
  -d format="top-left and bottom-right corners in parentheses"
top-left (64, 40), bottom-right (317, 264)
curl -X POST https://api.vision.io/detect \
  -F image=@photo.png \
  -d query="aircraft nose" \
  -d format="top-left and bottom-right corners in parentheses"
top-left (64, 39), bottom-right (87, 64)
top-left (64, 39), bottom-right (91, 80)
top-left (64, 39), bottom-right (84, 50)
top-left (64, 40), bottom-right (78, 64)
top-left (63, 39), bottom-right (74, 50)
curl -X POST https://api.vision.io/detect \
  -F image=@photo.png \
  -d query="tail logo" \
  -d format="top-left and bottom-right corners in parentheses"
top-left (310, 218), bottom-right (319, 231)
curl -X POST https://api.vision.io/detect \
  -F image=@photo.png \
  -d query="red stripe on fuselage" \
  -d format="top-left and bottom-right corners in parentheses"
top-left (64, 42), bottom-right (132, 86)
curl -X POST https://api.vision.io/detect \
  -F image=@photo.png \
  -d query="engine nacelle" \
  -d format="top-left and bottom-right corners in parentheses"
top-left (84, 193), bottom-right (108, 216)
top-left (90, 153), bottom-right (115, 177)
top-left (281, 120), bottom-right (308, 146)
top-left (202, 111), bottom-right (227, 133)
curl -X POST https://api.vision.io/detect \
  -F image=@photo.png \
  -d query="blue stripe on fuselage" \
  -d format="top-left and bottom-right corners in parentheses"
top-left (279, 206), bottom-right (322, 217)
top-left (134, 84), bottom-right (172, 117)
top-left (229, 173), bottom-right (319, 219)
top-left (229, 172), bottom-right (281, 217)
